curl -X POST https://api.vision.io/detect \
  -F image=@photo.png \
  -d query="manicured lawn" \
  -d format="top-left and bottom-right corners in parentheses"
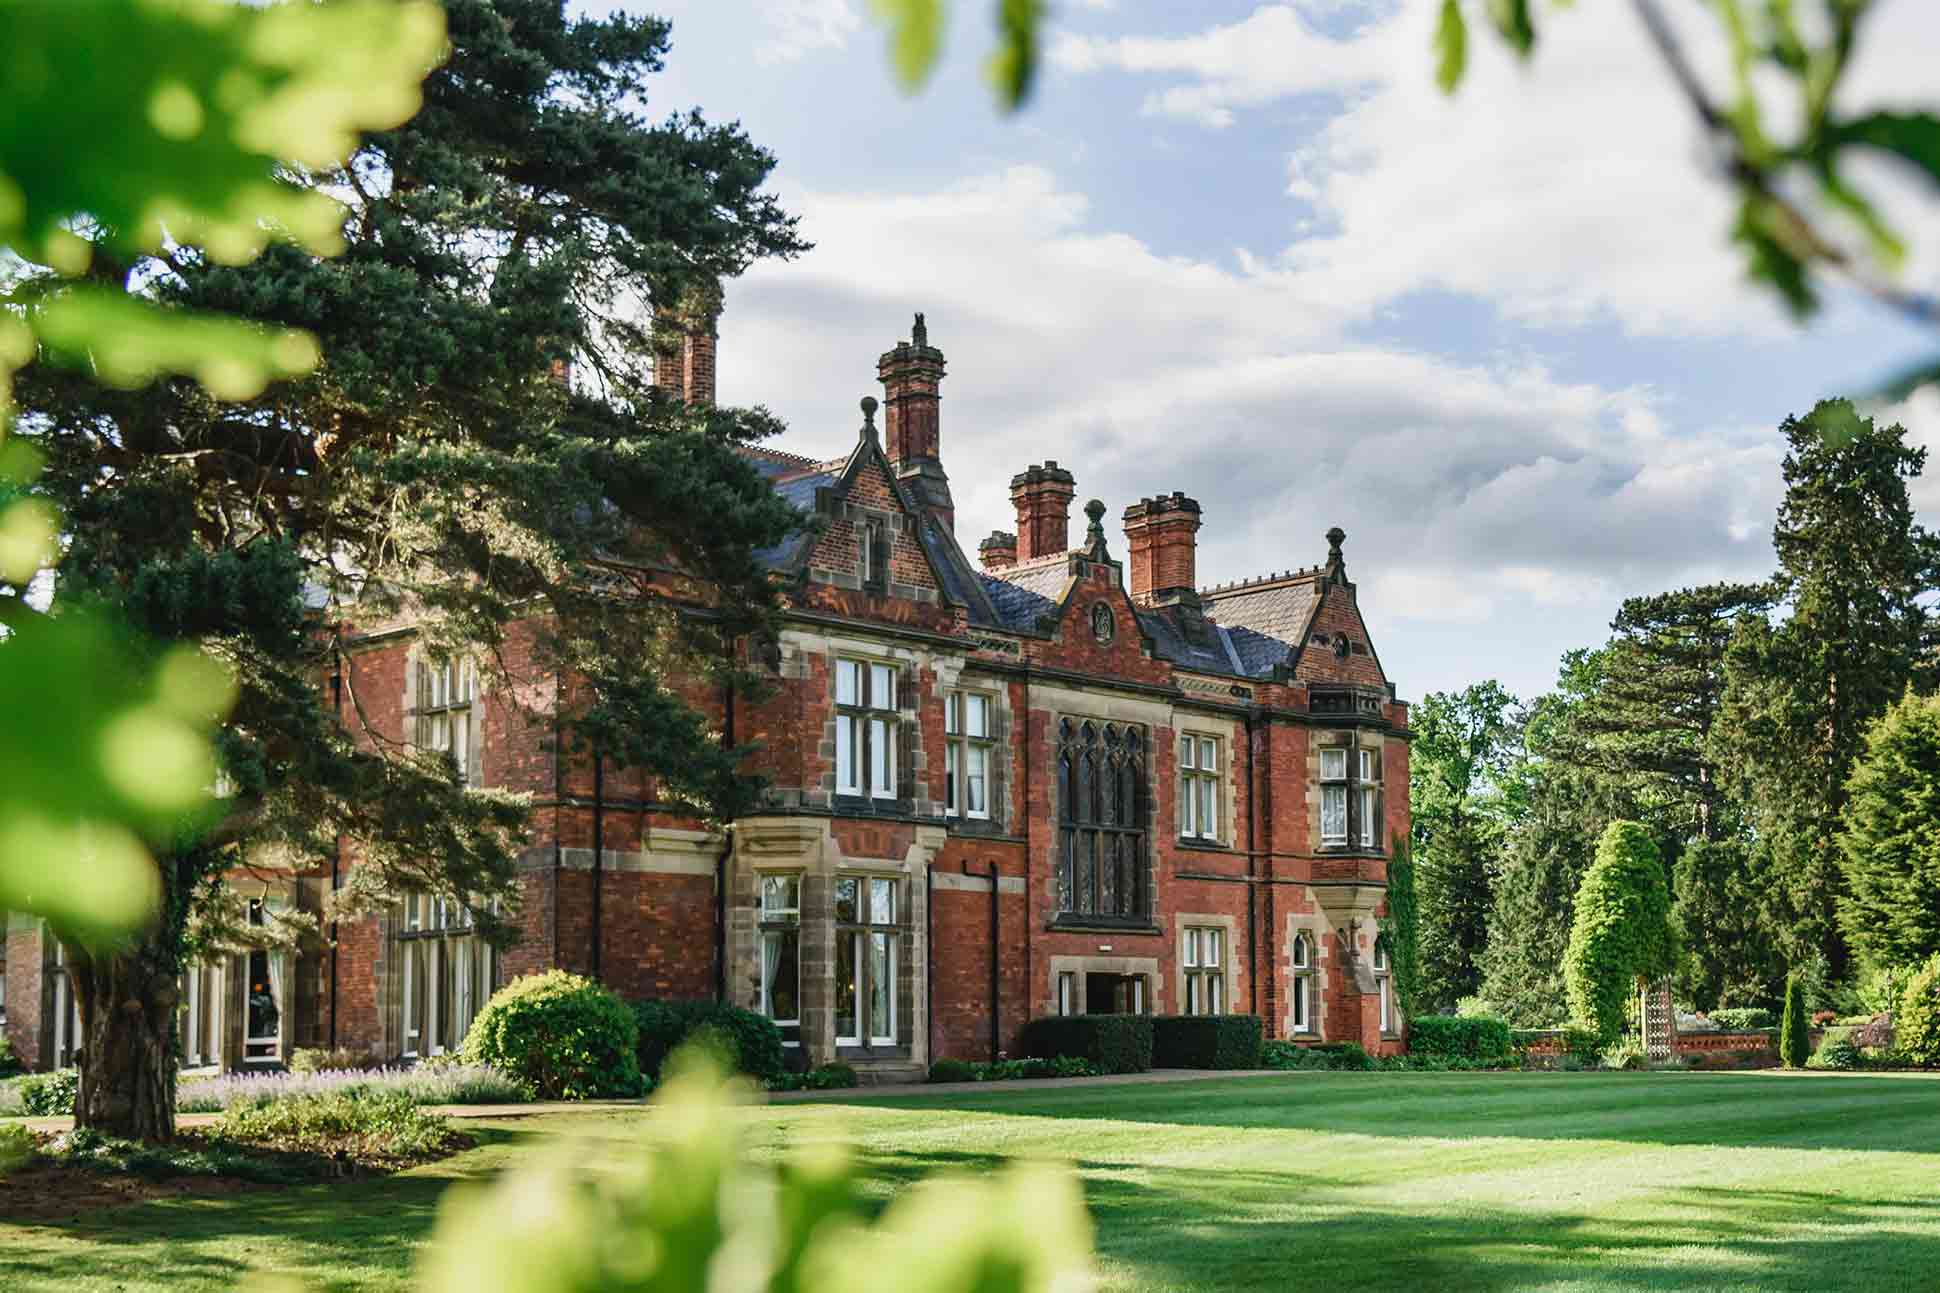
top-left (4, 1071), bottom-right (1940, 1290)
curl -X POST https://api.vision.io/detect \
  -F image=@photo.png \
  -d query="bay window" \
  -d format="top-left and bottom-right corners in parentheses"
top-left (834, 875), bottom-right (901, 1047)
top-left (758, 874), bottom-right (802, 1046)
top-left (416, 656), bottom-right (481, 785)
top-left (835, 658), bottom-right (898, 800)
top-left (397, 894), bottom-right (495, 1059)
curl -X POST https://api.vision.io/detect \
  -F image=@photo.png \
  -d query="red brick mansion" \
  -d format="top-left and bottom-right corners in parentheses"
top-left (4, 312), bottom-right (1412, 1080)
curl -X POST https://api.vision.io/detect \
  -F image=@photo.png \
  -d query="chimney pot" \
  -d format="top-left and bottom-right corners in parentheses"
top-left (1009, 462), bottom-right (1077, 560)
top-left (1122, 491), bottom-right (1203, 607)
top-left (878, 313), bottom-right (953, 530)
top-left (978, 530), bottom-right (1019, 571)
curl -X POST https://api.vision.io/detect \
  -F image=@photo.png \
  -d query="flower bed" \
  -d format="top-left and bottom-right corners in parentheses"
top-left (176, 1064), bottom-right (529, 1113)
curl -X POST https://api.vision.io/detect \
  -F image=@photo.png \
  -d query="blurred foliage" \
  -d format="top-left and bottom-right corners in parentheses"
top-left (419, 1051), bottom-right (1095, 1293)
top-left (873, 0), bottom-right (1044, 109)
top-left (0, 0), bottom-right (445, 940)
top-left (1437, 0), bottom-right (1940, 392)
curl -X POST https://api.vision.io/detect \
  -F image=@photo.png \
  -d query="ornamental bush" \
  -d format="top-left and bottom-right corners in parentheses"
top-left (1899, 956), bottom-right (1940, 1068)
top-left (1408, 1014), bottom-right (1512, 1061)
top-left (1709, 1007), bottom-right (1775, 1032)
top-left (18, 1068), bottom-right (79, 1116)
top-left (631, 999), bottom-right (785, 1086)
top-left (1564, 821), bottom-right (1676, 1045)
top-left (1807, 1027), bottom-right (1860, 1071)
top-left (1780, 973), bottom-right (1811, 1069)
top-left (1019, 1014), bottom-right (1154, 1074)
top-left (0, 1123), bottom-right (34, 1178)
top-left (462, 971), bottom-right (642, 1100)
top-left (1151, 1014), bottom-right (1265, 1069)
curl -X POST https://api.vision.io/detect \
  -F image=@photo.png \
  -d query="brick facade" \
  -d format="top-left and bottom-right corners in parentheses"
top-left (3, 312), bottom-right (1414, 1078)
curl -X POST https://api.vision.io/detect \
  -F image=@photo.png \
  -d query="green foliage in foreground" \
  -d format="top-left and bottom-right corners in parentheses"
top-left (1565, 822), bottom-right (1676, 1043)
top-left (0, 1122), bottom-right (32, 1178)
top-left (417, 1055), bottom-right (1092, 1293)
top-left (462, 972), bottom-right (643, 1102)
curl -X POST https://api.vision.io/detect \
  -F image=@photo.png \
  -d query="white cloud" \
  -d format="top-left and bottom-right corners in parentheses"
top-left (1053, 0), bottom-right (1940, 339)
top-left (721, 165), bottom-right (1784, 672)
top-left (754, 0), bottom-right (861, 66)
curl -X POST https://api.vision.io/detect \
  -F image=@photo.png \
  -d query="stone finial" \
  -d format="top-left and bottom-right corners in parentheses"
top-left (1327, 526), bottom-right (1345, 558)
top-left (912, 311), bottom-right (928, 348)
top-left (1084, 498), bottom-right (1108, 554)
top-left (860, 395), bottom-right (879, 443)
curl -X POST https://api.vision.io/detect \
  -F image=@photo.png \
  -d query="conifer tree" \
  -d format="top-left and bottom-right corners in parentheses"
top-left (1837, 690), bottom-right (1940, 969)
top-left (1564, 821), bottom-right (1677, 1045)
top-left (1713, 401), bottom-right (1939, 979)
top-left (1779, 973), bottom-right (1810, 1069)
top-left (15, 2), bottom-right (807, 1140)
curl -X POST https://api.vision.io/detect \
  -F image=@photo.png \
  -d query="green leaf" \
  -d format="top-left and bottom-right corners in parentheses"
top-left (1828, 111), bottom-right (1940, 192)
top-left (1485, 0), bottom-right (1536, 56)
top-left (1436, 0), bottom-right (1469, 94)
top-left (29, 285), bottom-right (319, 400)
top-left (1732, 195), bottom-right (1818, 319)
top-left (874, 0), bottom-right (946, 93)
top-left (988, 0), bottom-right (1046, 111)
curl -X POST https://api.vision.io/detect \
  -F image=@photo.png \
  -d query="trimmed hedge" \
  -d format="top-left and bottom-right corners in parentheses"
top-left (632, 1000), bottom-right (785, 1085)
top-left (461, 971), bottom-right (642, 1100)
top-left (1409, 1015), bottom-right (1512, 1061)
top-left (1709, 1007), bottom-right (1776, 1032)
top-left (1020, 1014), bottom-right (1154, 1074)
top-left (1151, 1014), bottom-right (1264, 1069)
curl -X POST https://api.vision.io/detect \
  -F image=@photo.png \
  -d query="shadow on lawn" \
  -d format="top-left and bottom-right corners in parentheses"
top-left (820, 1071), bottom-right (1940, 1155)
top-left (867, 1145), bottom-right (1940, 1292)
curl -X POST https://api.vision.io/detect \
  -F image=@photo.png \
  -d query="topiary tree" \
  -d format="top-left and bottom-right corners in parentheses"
top-left (1780, 972), bottom-right (1811, 1069)
top-left (1564, 821), bottom-right (1677, 1045)
top-left (462, 971), bottom-right (642, 1101)
top-left (1900, 956), bottom-right (1940, 1069)
top-left (1838, 690), bottom-right (1940, 970)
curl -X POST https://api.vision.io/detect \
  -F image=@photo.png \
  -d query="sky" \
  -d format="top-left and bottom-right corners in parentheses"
top-left (592, 0), bottom-right (1940, 704)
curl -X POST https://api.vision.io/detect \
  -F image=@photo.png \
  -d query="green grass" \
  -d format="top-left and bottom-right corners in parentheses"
top-left (4, 1072), bottom-right (1940, 1290)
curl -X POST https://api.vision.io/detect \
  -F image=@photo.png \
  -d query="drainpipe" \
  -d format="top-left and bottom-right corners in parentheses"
top-left (1245, 708), bottom-right (1257, 1018)
top-left (926, 860), bottom-right (936, 1059)
top-left (591, 744), bottom-right (604, 982)
top-left (329, 658), bottom-right (344, 1050)
top-left (987, 860), bottom-right (1001, 1062)
top-left (714, 679), bottom-right (734, 1003)
top-left (552, 663), bottom-right (564, 968)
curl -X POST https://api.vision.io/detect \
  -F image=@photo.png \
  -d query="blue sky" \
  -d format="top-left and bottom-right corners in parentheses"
top-left (598, 0), bottom-right (1940, 705)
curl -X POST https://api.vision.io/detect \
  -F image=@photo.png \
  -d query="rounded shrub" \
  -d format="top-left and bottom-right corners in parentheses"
top-left (632, 999), bottom-right (784, 1086)
top-left (1898, 955), bottom-right (1940, 1068)
top-left (1564, 821), bottom-right (1676, 1045)
top-left (929, 1058), bottom-right (977, 1084)
top-left (462, 971), bottom-right (641, 1100)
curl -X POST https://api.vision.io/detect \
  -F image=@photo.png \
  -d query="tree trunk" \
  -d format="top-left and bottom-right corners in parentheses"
top-left (67, 928), bottom-right (180, 1143)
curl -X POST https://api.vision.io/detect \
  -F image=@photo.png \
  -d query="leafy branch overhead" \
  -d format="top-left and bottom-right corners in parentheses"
top-left (1436, 0), bottom-right (1940, 392)
top-left (873, 0), bottom-right (1046, 110)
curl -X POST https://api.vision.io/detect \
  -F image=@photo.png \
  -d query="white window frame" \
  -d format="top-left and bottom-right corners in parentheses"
top-left (945, 690), bottom-right (994, 820)
top-left (416, 655), bottom-right (482, 786)
top-left (1057, 970), bottom-right (1076, 1017)
top-left (1182, 926), bottom-right (1227, 1015)
top-left (758, 873), bottom-right (803, 1047)
top-left (1358, 748), bottom-right (1381, 848)
top-left (242, 899), bottom-right (285, 1065)
top-left (1374, 936), bottom-right (1394, 1035)
top-left (834, 875), bottom-right (901, 1047)
top-left (835, 658), bottom-right (899, 800)
top-left (50, 934), bottom-right (79, 1069)
top-left (1320, 747), bottom-right (1348, 844)
top-left (1180, 734), bottom-right (1221, 841)
top-left (1291, 932), bottom-right (1316, 1034)
top-left (398, 892), bottom-right (495, 1060)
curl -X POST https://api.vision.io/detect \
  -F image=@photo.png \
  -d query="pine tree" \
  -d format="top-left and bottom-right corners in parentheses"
top-left (1672, 837), bottom-right (1786, 1011)
top-left (1713, 400), bottom-right (1939, 979)
top-left (1409, 681), bottom-right (1519, 1012)
top-left (16, 2), bottom-right (807, 1140)
top-left (1836, 690), bottom-right (1940, 969)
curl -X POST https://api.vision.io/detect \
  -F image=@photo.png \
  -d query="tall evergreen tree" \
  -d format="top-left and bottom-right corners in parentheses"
top-left (1713, 400), bottom-right (1939, 978)
top-left (1409, 680), bottom-right (1519, 1012)
top-left (16, 2), bottom-right (807, 1140)
top-left (1837, 690), bottom-right (1940, 970)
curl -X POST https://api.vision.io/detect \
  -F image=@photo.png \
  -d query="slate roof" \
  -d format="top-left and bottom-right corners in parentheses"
top-left (978, 570), bottom-right (1061, 632)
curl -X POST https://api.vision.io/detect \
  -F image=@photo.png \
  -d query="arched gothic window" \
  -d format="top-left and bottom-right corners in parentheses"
top-left (1291, 932), bottom-right (1316, 1034)
top-left (1055, 720), bottom-right (1149, 921)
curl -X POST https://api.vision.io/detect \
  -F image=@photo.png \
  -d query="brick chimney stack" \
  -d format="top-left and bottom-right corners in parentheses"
top-left (652, 278), bottom-right (722, 407)
top-left (1122, 492), bottom-right (1203, 607)
top-left (1010, 462), bottom-right (1077, 560)
top-left (878, 312), bottom-right (954, 531)
top-left (978, 530), bottom-right (1018, 570)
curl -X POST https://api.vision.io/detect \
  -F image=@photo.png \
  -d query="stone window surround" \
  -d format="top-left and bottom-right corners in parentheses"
top-left (1045, 953), bottom-right (1163, 1017)
top-left (1285, 917), bottom-right (1328, 1040)
top-left (1174, 912), bottom-right (1241, 1017)
top-left (932, 659), bottom-right (1015, 836)
top-left (1175, 719), bottom-right (1240, 848)
top-left (403, 640), bottom-right (490, 788)
top-left (1311, 729), bottom-right (1386, 854)
top-left (1052, 714), bottom-right (1152, 925)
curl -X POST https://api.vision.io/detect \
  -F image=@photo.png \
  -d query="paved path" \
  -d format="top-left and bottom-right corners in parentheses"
top-left (9, 1068), bottom-right (1294, 1133)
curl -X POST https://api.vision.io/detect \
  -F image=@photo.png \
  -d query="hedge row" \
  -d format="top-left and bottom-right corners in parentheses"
top-left (1151, 1015), bottom-right (1265, 1069)
top-left (1019, 1015), bottom-right (1153, 1073)
top-left (632, 1000), bottom-right (786, 1085)
top-left (1408, 1015), bottom-right (1512, 1061)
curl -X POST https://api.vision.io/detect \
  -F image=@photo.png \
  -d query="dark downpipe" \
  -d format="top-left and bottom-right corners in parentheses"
top-left (329, 660), bottom-right (344, 1049)
top-left (714, 679), bottom-right (734, 1002)
top-left (591, 746), bottom-right (604, 982)
top-left (925, 861), bottom-right (936, 1060)
top-left (1245, 709), bottom-right (1258, 1017)
top-left (552, 663), bottom-right (564, 968)
top-left (987, 860), bottom-right (1001, 1062)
